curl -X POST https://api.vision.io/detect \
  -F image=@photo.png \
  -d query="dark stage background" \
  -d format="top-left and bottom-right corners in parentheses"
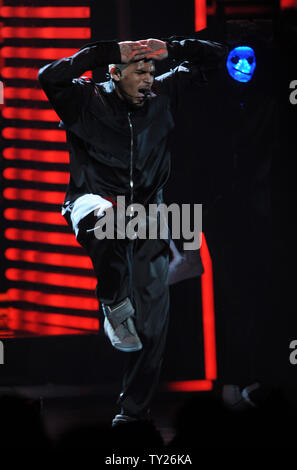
top-left (0, 0), bottom-right (296, 395)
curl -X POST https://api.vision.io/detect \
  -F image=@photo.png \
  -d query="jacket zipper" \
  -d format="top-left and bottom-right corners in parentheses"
top-left (127, 112), bottom-right (134, 303)
top-left (127, 112), bottom-right (134, 208)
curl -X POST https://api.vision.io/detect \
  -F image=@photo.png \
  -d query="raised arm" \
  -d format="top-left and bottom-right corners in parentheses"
top-left (164, 37), bottom-right (227, 69)
top-left (38, 37), bottom-right (226, 123)
top-left (38, 40), bottom-right (151, 125)
top-left (143, 36), bottom-right (227, 68)
top-left (151, 37), bottom-right (228, 111)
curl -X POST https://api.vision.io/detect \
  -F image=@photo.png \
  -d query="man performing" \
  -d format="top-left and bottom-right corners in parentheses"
top-left (38, 36), bottom-right (226, 426)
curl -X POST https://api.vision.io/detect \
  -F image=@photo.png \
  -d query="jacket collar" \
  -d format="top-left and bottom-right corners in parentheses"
top-left (100, 79), bottom-right (150, 115)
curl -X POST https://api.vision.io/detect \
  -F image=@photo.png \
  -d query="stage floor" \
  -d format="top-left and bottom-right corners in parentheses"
top-left (0, 384), bottom-right (182, 445)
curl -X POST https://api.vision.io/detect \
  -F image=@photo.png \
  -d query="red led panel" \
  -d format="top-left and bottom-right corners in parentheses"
top-left (200, 232), bottom-right (217, 380)
top-left (2, 128), bottom-right (66, 142)
top-left (3, 188), bottom-right (65, 204)
top-left (167, 380), bottom-right (213, 392)
top-left (7, 288), bottom-right (98, 311)
top-left (5, 228), bottom-right (79, 247)
top-left (0, 6), bottom-right (90, 18)
top-left (4, 208), bottom-right (67, 225)
top-left (10, 323), bottom-right (93, 335)
top-left (3, 107), bottom-right (59, 121)
top-left (3, 148), bottom-right (69, 163)
top-left (1, 0), bottom-right (94, 339)
top-left (206, 3), bottom-right (216, 15)
top-left (2, 47), bottom-right (78, 59)
top-left (281, 0), bottom-right (297, 6)
top-left (195, 0), bottom-right (207, 31)
top-left (5, 268), bottom-right (96, 290)
top-left (8, 308), bottom-right (99, 332)
top-left (3, 168), bottom-right (69, 184)
top-left (225, 6), bottom-right (273, 14)
top-left (2, 27), bottom-right (91, 39)
top-left (4, 84), bottom-right (92, 101)
top-left (5, 248), bottom-right (93, 270)
top-left (4, 87), bottom-right (47, 100)
top-left (2, 67), bottom-right (40, 79)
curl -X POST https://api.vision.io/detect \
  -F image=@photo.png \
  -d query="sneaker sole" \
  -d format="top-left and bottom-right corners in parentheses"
top-left (112, 342), bottom-right (143, 352)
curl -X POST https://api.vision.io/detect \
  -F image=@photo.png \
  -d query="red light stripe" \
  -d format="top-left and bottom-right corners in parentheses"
top-left (195, 0), bottom-right (207, 31)
top-left (8, 308), bottom-right (98, 332)
top-left (4, 84), bottom-right (91, 100)
top-left (0, 292), bottom-right (11, 302)
top-left (200, 233), bottom-right (217, 380)
top-left (3, 188), bottom-right (64, 204)
top-left (5, 268), bottom-right (96, 290)
top-left (0, 331), bottom-right (14, 338)
top-left (4, 208), bottom-right (67, 225)
top-left (5, 228), bottom-right (79, 247)
top-left (5, 248), bottom-right (93, 269)
top-left (5, 87), bottom-right (47, 100)
top-left (3, 168), bottom-right (69, 184)
top-left (3, 148), bottom-right (69, 163)
top-left (3, 107), bottom-right (59, 121)
top-left (0, 6), bottom-right (90, 18)
top-left (205, 5), bottom-right (276, 16)
top-left (2, 27), bottom-right (91, 39)
top-left (2, 67), bottom-right (39, 80)
top-left (13, 323), bottom-right (92, 335)
top-left (281, 0), bottom-right (297, 6)
top-left (2, 47), bottom-right (78, 59)
top-left (7, 288), bottom-right (98, 311)
top-left (167, 380), bottom-right (213, 392)
top-left (2, 128), bottom-right (66, 142)
top-left (225, 6), bottom-right (274, 14)
top-left (206, 4), bottom-right (216, 15)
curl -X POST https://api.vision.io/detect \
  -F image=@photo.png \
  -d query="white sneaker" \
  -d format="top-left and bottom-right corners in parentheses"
top-left (103, 298), bottom-right (143, 352)
top-left (112, 414), bottom-right (139, 427)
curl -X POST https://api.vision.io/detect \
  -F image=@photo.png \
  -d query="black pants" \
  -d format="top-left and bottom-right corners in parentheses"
top-left (76, 210), bottom-right (170, 416)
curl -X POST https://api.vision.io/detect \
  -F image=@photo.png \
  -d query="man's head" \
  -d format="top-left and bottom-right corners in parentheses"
top-left (109, 59), bottom-right (155, 108)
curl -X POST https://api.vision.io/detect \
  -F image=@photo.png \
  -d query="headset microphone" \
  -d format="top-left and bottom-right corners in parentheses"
top-left (118, 84), bottom-right (151, 101)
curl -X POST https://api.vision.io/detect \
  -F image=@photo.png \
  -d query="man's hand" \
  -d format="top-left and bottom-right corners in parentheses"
top-left (119, 41), bottom-right (150, 63)
top-left (119, 39), bottom-right (168, 63)
top-left (139, 39), bottom-right (168, 61)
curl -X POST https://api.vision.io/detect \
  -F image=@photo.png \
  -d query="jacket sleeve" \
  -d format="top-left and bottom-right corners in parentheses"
top-left (153, 37), bottom-right (228, 111)
top-left (166, 37), bottom-right (228, 69)
top-left (38, 40), bottom-right (121, 126)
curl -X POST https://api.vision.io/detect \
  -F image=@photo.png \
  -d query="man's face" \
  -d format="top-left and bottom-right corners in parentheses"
top-left (115, 60), bottom-right (155, 108)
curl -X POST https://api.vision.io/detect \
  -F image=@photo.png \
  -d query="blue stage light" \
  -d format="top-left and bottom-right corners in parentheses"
top-left (226, 46), bottom-right (256, 83)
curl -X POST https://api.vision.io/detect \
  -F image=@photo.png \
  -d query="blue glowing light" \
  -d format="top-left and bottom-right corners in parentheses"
top-left (226, 46), bottom-right (256, 83)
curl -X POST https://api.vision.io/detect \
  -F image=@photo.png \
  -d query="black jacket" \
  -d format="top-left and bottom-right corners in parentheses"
top-left (38, 38), bottom-right (227, 220)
